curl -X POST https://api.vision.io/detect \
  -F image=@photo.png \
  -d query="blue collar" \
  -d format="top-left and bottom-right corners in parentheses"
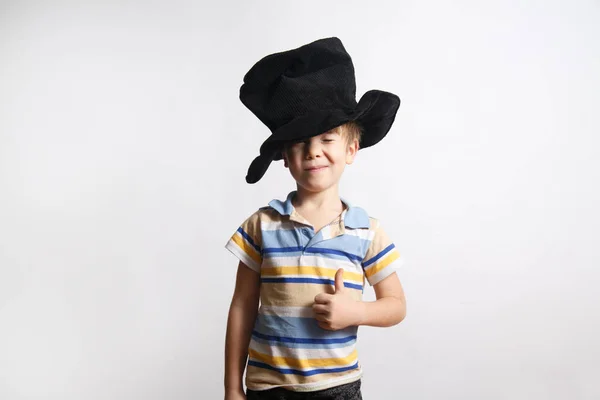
top-left (268, 191), bottom-right (370, 229)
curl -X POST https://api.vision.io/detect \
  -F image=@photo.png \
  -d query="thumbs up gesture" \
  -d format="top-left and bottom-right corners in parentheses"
top-left (313, 268), bottom-right (364, 331)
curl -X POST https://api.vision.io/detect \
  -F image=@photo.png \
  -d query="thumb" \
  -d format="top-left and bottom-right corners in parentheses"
top-left (334, 268), bottom-right (345, 293)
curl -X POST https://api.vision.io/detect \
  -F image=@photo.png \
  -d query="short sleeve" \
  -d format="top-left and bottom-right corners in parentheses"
top-left (362, 219), bottom-right (403, 286)
top-left (225, 211), bottom-right (263, 273)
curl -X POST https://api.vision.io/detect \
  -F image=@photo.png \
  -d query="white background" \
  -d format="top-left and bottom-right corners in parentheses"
top-left (1, 1), bottom-right (599, 399)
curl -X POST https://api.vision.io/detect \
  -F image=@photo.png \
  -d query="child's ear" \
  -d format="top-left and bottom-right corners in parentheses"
top-left (345, 138), bottom-right (359, 165)
top-left (282, 151), bottom-right (288, 168)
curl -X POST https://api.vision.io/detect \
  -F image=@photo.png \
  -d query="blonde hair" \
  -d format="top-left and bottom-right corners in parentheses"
top-left (337, 120), bottom-right (363, 147)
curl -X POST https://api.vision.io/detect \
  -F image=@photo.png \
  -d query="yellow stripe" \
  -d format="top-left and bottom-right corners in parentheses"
top-left (261, 266), bottom-right (363, 284)
top-left (248, 348), bottom-right (358, 369)
top-left (231, 233), bottom-right (261, 265)
top-left (365, 250), bottom-right (400, 278)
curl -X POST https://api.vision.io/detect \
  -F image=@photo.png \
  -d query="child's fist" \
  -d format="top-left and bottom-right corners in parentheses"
top-left (313, 269), bottom-right (364, 330)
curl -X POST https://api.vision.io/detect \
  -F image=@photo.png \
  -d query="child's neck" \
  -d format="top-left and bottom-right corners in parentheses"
top-left (292, 185), bottom-right (345, 231)
top-left (293, 185), bottom-right (342, 211)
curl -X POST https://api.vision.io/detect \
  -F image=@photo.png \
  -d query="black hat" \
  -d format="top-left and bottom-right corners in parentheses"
top-left (240, 37), bottom-right (400, 184)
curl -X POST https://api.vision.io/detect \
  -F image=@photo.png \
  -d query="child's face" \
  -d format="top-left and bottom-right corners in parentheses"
top-left (282, 126), bottom-right (359, 193)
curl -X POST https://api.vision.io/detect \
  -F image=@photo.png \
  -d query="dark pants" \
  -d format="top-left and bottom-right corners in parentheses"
top-left (246, 380), bottom-right (362, 400)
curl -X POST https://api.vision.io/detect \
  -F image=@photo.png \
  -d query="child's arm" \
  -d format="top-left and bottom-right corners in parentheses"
top-left (357, 271), bottom-right (406, 327)
top-left (224, 261), bottom-right (260, 398)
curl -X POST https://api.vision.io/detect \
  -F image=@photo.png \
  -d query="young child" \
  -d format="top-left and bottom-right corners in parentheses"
top-left (224, 37), bottom-right (406, 400)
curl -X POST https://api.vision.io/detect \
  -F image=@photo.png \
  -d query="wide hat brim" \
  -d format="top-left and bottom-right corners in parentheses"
top-left (246, 89), bottom-right (400, 184)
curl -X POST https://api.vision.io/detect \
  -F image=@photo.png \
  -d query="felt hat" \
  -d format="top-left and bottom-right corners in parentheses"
top-left (240, 37), bottom-right (400, 183)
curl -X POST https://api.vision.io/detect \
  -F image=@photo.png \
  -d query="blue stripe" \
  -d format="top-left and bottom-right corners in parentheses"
top-left (247, 360), bottom-right (359, 376)
top-left (362, 243), bottom-right (395, 267)
top-left (263, 246), bottom-right (362, 262)
top-left (262, 229), bottom-right (313, 249)
top-left (252, 330), bottom-right (357, 345)
top-left (263, 246), bottom-right (304, 254)
top-left (261, 229), bottom-right (368, 256)
top-left (261, 277), bottom-right (362, 290)
top-left (254, 315), bottom-right (357, 339)
top-left (237, 227), bottom-right (261, 253)
top-left (252, 333), bottom-right (356, 349)
top-left (321, 234), bottom-right (369, 255)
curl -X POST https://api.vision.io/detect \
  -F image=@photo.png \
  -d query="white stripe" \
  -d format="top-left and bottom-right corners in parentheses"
top-left (320, 224), bottom-right (332, 240)
top-left (261, 221), bottom-right (295, 231)
top-left (225, 241), bottom-right (260, 272)
top-left (366, 258), bottom-right (403, 286)
top-left (259, 305), bottom-right (315, 318)
top-left (344, 227), bottom-right (374, 240)
top-left (249, 338), bottom-right (357, 360)
top-left (262, 254), bottom-right (359, 270)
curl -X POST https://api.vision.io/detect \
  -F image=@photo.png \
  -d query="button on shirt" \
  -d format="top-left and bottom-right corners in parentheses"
top-left (225, 191), bottom-right (403, 392)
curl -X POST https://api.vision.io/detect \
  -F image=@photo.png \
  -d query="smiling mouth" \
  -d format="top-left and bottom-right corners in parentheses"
top-left (305, 166), bottom-right (328, 172)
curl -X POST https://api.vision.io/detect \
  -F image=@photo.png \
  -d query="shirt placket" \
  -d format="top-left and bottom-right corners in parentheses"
top-left (288, 208), bottom-right (348, 253)
top-left (302, 210), bottom-right (348, 250)
top-left (289, 209), bottom-right (314, 254)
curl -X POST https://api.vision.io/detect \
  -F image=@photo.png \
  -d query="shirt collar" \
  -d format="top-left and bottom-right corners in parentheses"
top-left (268, 191), bottom-right (370, 229)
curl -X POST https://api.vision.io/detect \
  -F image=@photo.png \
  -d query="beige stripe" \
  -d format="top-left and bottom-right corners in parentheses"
top-left (257, 208), bottom-right (286, 224)
top-left (246, 364), bottom-right (362, 390)
top-left (260, 282), bottom-right (363, 307)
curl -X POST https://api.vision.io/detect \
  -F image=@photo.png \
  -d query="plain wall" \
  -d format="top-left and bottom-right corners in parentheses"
top-left (1, 1), bottom-right (599, 399)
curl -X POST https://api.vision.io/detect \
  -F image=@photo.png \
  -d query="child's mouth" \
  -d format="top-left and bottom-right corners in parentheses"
top-left (306, 166), bottom-right (328, 172)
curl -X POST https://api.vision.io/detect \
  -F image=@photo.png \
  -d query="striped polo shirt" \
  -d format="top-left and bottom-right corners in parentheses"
top-left (225, 191), bottom-right (403, 392)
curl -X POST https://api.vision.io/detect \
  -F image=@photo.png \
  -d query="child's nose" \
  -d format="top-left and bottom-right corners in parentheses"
top-left (305, 140), bottom-right (322, 159)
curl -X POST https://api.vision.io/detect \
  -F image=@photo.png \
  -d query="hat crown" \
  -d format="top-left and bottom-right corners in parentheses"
top-left (240, 37), bottom-right (358, 132)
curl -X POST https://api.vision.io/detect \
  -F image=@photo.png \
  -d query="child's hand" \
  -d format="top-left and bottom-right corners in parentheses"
top-left (224, 388), bottom-right (246, 400)
top-left (313, 269), bottom-right (365, 330)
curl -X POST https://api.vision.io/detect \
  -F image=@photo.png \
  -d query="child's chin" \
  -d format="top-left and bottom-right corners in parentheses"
top-left (298, 180), bottom-right (336, 192)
